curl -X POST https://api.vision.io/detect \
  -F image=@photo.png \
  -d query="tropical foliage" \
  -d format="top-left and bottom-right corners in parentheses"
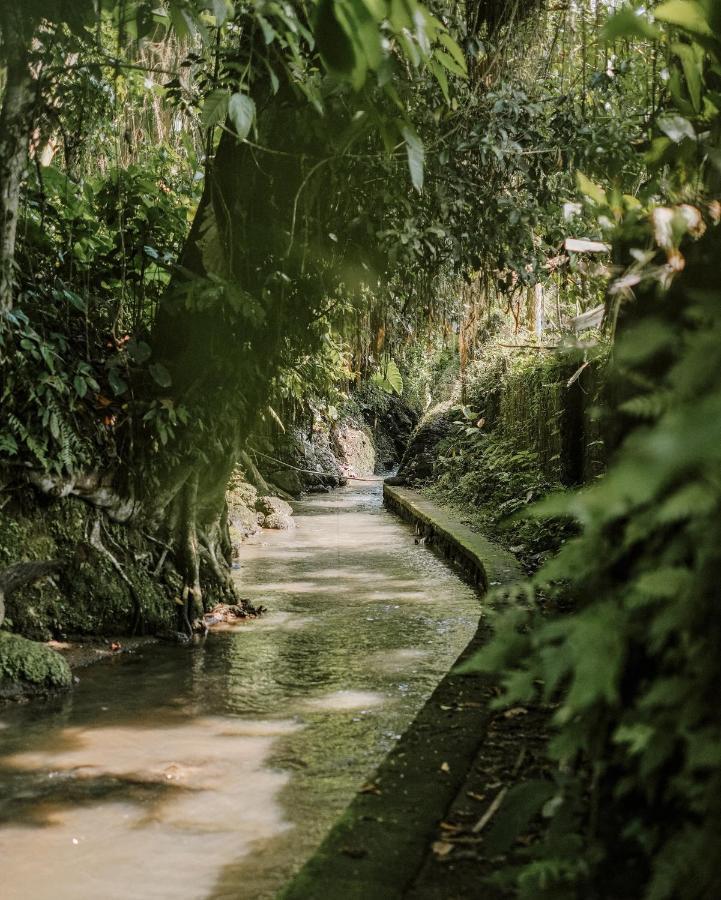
top-left (2, 0), bottom-right (721, 895)
top-left (458, 3), bottom-right (721, 897)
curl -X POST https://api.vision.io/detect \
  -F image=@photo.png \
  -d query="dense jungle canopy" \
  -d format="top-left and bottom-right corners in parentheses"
top-left (1, 0), bottom-right (721, 897)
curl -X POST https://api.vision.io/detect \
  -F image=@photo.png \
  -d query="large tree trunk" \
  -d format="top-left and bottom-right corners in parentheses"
top-left (142, 88), bottom-right (334, 618)
top-left (0, 10), bottom-right (36, 315)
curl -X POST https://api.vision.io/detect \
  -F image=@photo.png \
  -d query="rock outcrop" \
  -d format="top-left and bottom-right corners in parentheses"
top-left (255, 495), bottom-right (295, 530)
top-left (225, 476), bottom-right (297, 556)
top-left (394, 402), bottom-right (455, 485)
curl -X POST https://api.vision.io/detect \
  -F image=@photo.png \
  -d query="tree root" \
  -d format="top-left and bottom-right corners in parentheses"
top-left (87, 518), bottom-right (143, 635)
top-left (198, 527), bottom-right (236, 601)
top-left (175, 473), bottom-right (201, 637)
top-left (28, 470), bottom-right (137, 522)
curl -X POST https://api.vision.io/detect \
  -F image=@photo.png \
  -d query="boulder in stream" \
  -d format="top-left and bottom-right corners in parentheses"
top-left (256, 495), bottom-right (292, 516)
top-left (261, 512), bottom-right (296, 529)
top-left (256, 495), bottom-right (295, 530)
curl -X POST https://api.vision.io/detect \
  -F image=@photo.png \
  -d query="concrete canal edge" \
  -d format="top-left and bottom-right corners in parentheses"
top-left (382, 484), bottom-right (521, 590)
top-left (279, 485), bottom-right (522, 900)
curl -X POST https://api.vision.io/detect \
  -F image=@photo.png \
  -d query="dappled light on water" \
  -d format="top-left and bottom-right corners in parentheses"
top-left (301, 689), bottom-right (386, 712)
top-left (0, 483), bottom-right (480, 899)
top-left (0, 718), bottom-right (295, 900)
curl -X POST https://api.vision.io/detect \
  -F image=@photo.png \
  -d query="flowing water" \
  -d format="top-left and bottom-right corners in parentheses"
top-left (0, 482), bottom-right (480, 899)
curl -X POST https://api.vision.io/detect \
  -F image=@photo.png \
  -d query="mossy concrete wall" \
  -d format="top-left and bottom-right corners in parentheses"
top-left (464, 349), bottom-right (608, 486)
top-left (383, 485), bottom-right (521, 588)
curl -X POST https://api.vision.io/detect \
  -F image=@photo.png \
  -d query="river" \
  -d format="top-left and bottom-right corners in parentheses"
top-left (0, 482), bottom-right (480, 899)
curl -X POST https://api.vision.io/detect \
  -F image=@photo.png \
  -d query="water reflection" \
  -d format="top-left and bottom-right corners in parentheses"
top-left (0, 482), bottom-right (480, 899)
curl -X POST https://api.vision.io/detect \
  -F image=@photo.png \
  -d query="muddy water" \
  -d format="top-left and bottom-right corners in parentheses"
top-left (0, 482), bottom-right (480, 899)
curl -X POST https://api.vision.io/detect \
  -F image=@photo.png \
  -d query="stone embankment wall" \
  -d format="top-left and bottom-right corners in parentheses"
top-left (396, 349), bottom-right (608, 490)
top-left (466, 351), bottom-right (607, 486)
top-left (249, 390), bottom-right (418, 498)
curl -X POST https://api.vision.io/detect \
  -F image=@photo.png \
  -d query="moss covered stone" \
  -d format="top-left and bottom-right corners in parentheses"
top-left (0, 631), bottom-right (72, 692)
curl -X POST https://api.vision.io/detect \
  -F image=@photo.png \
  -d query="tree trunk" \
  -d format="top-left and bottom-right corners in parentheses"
top-left (0, 11), bottom-right (36, 315)
top-left (534, 283), bottom-right (545, 339)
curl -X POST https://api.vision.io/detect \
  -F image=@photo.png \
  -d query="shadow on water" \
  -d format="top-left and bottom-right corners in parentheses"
top-left (0, 482), bottom-right (481, 900)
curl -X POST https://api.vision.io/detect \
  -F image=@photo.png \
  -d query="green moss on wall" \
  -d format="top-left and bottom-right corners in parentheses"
top-left (462, 345), bottom-right (609, 486)
top-left (0, 491), bottom-right (173, 642)
top-left (426, 345), bottom-right (610, 570)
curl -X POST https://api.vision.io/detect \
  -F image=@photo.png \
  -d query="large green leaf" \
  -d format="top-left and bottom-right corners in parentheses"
top-left (602, 6), bottom-right (661, 41)
top-left (385, 358), bottom-right (404, 394)
top-left (372, 358), bottom-right (404, 395)
top-left (435, 49), bottom-right (466, 79)
top-left (228, 93), bottom-right (255, 140)
top-left (672, 41), bottom-right (704, 111)
top-left (576, 171), bottom-right (607, 205)
top-left (149, 363), bottom-right (172, 388)
top-left (344, 0), bottom-right (384, 70)
top-left (484, 781), bottom-right (557, 856)
top-left (201, 89), bottom-right (229, 129)
top-left (108, 367), bottom-right (128, 396)
top-left (401, 124), bottom-right (424, 192)
top-left (438, 31), bottom-right (467, 74)
top-left (208, 0), bottom-right (232, 25)
top-left (654, 0), bottom-right (713, 37)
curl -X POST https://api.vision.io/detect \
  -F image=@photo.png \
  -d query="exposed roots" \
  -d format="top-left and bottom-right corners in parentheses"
top-left (87, 517), bottom-right (143, 634)
top-left (175, 473), bottom-right (202, 637)
top-left (28, 470), bottom-right (137, 522)
top-left (11, 457), bottom-right (257, 637)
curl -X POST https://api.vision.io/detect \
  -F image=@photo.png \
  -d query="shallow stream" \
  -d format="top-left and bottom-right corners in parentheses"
top-left (0, 482), bottom-right (480, 899)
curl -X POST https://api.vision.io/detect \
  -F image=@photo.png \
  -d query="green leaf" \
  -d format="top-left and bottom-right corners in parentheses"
top-left (209, 0), bottom-right (231, 25)
top-left (257, 14), bottom-right (277, 44)
top-left (401, 124), bottom-right (424, 192)
top-left (108, 367), bottom-right (128, 396)
top-left (63, 290), bottom-right (86, 312)
top-left (343, 0), bottom-right (384, 69)
top-left (657, 112), bottom-right (696, 142)
top-left (127, 339), bottom-right (152, 364)
top-left (576, 171), bottom-right (607, 205)
top-left (389, 0), bottom-right (413, 30)
top-left (555, 602), bottom-right (626, 719)
top-left (646, 135), bottom-right (673, 164)
top-left (484, 781), bottom-right (557, 855)
top-left (671, 42), bottom-right (703, 111)
top-left (653, 0), bottom-right (713, 37)
top-left (149, 363), bottom-right (172, 388)
top-left (438, 32), bottom-right (467, 75)
top-left (385, 358), bottom-right (404, 394)
top-left (201, 89), bottom-right (229, 129)
top-left (429, 59), bottom-right (450, 103)
top-left (228, 93), bottom-right (256, 140)
top-left (602, 7), bottom-right (661, 41)
top-left (358, 0), bottom-right (387, 19)
top-left (73, 375), bottom-right (88, 399)
top-left (169, 5), bottom-right (200, 42)
top-left (434, 49), bottom-right (466, 79)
